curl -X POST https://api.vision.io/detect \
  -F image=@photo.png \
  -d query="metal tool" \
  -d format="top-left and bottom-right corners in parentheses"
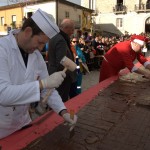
top-left (69, 109), bottom-right (75, 139)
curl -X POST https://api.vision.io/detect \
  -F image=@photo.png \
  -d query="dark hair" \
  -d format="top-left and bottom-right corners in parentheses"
top-left (21, 18), bottom-right (44, 36)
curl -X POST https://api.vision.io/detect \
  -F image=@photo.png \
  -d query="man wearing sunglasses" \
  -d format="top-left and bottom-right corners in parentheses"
top-left (71, 37), bottom-right (86, 94)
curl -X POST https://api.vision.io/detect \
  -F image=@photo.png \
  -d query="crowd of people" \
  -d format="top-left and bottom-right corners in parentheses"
top-left (38, 20), bottom-right (150, 119)
top-left (1, 8), bottom-right (150, 140)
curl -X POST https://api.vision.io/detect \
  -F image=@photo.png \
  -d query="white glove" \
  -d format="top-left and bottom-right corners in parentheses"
top-left (41, 71), bottom-right (66, 89)
top-left (63, 113), bottom-right (78, 131)
top-left (143, 73), bottom-right (150, 79)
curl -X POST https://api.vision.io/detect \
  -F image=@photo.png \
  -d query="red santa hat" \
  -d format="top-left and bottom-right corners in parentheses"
top-left (131, 35), bottom-right (146, 46)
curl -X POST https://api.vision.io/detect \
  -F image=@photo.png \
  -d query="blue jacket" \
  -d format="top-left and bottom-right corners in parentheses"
top-left (75, 45), bottom-right (86, 63)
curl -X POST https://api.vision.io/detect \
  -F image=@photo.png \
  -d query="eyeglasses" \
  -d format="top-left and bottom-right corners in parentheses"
top-left (72, 41), bottom-right (78, 43)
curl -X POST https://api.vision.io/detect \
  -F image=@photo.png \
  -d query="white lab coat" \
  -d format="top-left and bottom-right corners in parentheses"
top-left (0, 30), bottom-right (66, 139)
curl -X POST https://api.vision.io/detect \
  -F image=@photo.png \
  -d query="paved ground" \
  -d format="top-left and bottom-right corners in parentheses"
top-left (82, 70), bottom-right (99, 92)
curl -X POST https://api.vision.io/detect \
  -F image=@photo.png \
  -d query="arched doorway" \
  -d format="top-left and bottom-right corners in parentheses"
top-left (145, 17), bottom-right (150, 33)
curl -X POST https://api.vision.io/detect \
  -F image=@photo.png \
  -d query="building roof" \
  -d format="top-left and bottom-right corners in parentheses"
top-left (95, 23), bottom-right (123, 36)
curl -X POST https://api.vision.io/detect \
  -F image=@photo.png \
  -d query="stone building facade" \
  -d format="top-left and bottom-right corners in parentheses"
top-left (81, 0), bottom-right (150, 36)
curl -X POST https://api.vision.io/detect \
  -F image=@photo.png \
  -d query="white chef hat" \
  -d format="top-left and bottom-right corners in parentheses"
top-left (31, 8), bottom-right (60, 39)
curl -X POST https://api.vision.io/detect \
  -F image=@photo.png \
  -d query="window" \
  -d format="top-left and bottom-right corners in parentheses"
top-left (11, 15), bottom-right (16, 28)
top-left (65, 11), bottom-right (69, 18)
top-left (12, 15), bottom-right (16, 24)
top-left (117, 0), bottom-right (123, 5)
top-left (1, 17), bottom-right (4, 26)
top-left (146, 17), bottom-right (150, 24)
top-left (79, 15), bottom-right (81, 23)
top-left (27, 12), bottom-right (33, 18)
top-left (89, 0), bottom-right (95, 10)
top-left (116, 18), bottom-right (123, 28)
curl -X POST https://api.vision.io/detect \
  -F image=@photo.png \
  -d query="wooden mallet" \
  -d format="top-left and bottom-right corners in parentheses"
top-left (42, 56), bottom-right (77, 104)
top-left (60, 56), bottom-right (77, 72)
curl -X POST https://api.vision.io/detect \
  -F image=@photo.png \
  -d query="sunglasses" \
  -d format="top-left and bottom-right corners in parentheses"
top-left (72, 41), bottom-right (78, 43)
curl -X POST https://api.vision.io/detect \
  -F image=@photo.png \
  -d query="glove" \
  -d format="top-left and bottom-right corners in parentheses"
top-left (63, 113), bottom-right (78, 131)
top-left (41, 71), bottom-right (66, 89)
top-left (143, 73), bottom-right (150, 79)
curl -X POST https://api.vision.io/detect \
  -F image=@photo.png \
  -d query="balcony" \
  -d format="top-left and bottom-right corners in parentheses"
top-left (91, 10), bottom-right (98, 16)
top-left (135, 3), bottom-right (150, 13)
top-left (113, 4), bottom-right (127, 14)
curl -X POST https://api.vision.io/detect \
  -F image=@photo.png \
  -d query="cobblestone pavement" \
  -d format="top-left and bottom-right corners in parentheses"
top-left (24, 72), bottom-right (150, 150)
top-left (82, 70), bottom-right (99, 92)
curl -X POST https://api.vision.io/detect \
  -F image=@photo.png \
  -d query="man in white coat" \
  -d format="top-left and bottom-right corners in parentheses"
top-left (0, 9), bottom-right (77, 139)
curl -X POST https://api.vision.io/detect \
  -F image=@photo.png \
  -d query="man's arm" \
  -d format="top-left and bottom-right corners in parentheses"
top-left (145, 63), bottom-right (150, 70)
top-left (134, 67), bottom-right (150, 79)
top-left (47, 89), bottom-right (78, 131)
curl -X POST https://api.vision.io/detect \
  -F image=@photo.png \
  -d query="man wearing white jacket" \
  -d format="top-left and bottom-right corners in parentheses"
top-left (0, 9), bottom-right (77, 139)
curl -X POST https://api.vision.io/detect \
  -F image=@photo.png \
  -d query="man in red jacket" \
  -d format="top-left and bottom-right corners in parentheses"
top-left (99, 35), bottom-right (150, 82)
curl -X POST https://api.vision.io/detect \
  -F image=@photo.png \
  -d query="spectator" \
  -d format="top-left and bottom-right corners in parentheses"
top-left (71, 37), bottom-right (86, 94)
top-left (48, 19), bottom-right (77, 102)
top-left (91, 35), bottom-right (100, 55)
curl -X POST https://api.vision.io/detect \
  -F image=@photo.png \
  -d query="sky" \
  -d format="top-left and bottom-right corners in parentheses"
top-left (0, 0), bottom-right (31, 6)
top-left (66, 0), bottom-right (81, 5)
top-left (0, 0), bottom-right (7, 6)
top-left (0, 0), bottom-right (20, 6)
top-left (0, 0), bottom-right (81, 6)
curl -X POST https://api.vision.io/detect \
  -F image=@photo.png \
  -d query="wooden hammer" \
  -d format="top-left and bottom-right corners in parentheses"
top-left (42, 56), bottom-right (77, 104)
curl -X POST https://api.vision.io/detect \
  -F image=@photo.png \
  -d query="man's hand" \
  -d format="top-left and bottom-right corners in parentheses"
top-left (134, 68), bottom-right (150, 79)
top-left (40, 71), bottom-right (66, 89)
top-left (62, 113), bottom-right (78, 131)
top-left (142, 73), bottom-right (150, 79)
